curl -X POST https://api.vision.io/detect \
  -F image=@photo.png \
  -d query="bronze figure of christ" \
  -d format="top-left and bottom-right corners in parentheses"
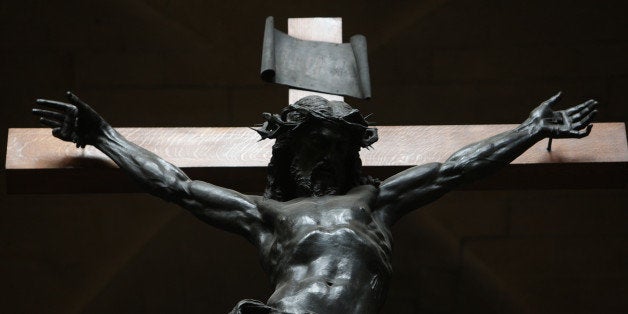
top-left (32, 92), bottom-right (597, 314)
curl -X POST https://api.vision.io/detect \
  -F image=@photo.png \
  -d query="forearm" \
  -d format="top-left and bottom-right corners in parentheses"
top-left (440, 118), bottom-right (544, 184)
top-left (94, 126), bottom-right (190, 201)
top-left (377, 93), bottom-right (595, 225)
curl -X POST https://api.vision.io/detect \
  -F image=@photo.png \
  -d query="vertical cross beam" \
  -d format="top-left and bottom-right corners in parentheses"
top-left (288, 18), bottom-right (345, 104)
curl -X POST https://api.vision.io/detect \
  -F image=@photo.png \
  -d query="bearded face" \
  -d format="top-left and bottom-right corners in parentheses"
top-left (260, 96), bottom-right (379, 201)
top-left (289, 123), bottom-right (353, 197)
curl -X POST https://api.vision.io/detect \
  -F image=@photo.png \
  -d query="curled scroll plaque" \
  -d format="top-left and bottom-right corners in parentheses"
top-left (260, 16), bottom-right (372, 99)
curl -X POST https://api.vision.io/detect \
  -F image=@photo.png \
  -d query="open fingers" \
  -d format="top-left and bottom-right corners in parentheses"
top-left (572, 110), bottom-right (598, 130)
top-left (568, 124), bottom-right (593, 138)
top-left (566, 99), bottom-right (597, 116)
top-left (39, 117), bottom-right (62, 128)
top-left (32, 108), bottom-right (66, 121)
top-left (569, 99), bottom-right (598, 128)
top-left (35, 99), bottom-right (74, 112)
top-left (570, 105), bottom-right (593, 120)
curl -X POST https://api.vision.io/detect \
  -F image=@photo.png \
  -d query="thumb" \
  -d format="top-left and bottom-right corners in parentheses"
top-left (540, 91), bottom-right (562, 109)
top-left (66, 91), bottom-right (89, 110)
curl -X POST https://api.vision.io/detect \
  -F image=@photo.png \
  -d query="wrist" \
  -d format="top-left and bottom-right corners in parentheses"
top-left (94, 125), bottom-right (117, 147)
top-left (518, 117), bottom-right (546, 141)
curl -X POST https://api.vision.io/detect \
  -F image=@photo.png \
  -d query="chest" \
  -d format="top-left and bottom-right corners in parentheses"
top-left (262, 185), bottom-right (380, 231)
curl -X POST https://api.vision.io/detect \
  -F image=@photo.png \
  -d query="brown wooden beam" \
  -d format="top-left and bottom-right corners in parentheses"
top-left (5, 123), bottom-right (627, 194)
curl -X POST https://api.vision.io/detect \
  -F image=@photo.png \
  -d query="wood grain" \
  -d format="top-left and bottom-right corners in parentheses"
top-left (288, 17), bottom-right (344, 103)
top-left (5, 123), bottom-right (627, 194)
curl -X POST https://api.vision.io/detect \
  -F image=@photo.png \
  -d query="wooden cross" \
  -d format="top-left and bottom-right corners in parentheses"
top-left (5, 18), bottom-right (628, 194)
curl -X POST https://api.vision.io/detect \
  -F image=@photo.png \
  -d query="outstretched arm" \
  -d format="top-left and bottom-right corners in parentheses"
top-left (376, 92), bottom-right (597, 226)
top-left (33, 92), bottom-right (269, 246)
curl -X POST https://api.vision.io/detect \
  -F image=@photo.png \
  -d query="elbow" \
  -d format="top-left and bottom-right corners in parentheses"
top-left (144, 178), bottom-right (190, 203)
top-left (141, 162), bottom-right (191, 202)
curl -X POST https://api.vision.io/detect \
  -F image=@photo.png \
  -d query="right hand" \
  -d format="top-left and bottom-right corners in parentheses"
top-left (527, 92), bottom-right (597, 139)
top-left (32, 91), bottom-right (111, 148)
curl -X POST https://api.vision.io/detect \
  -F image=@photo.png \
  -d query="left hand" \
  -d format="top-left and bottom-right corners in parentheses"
top-left (529, 92), bottom-right (598, 139)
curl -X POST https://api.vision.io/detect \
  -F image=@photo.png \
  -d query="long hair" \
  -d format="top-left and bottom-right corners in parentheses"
top-left (263, 124), bottom-right (380, 201)
top-left (254, 96), bottom-right (380, 201)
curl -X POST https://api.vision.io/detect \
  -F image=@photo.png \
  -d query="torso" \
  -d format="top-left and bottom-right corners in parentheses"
top-left (256, 185), bottom-right (393, 314)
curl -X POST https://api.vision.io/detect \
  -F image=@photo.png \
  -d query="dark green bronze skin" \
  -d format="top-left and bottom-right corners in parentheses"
top-left (33, 92), bottom-right (596, 314)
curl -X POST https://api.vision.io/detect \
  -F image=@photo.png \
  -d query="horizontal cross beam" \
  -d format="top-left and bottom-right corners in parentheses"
top-left (5, 123), bottom-right (627, 194)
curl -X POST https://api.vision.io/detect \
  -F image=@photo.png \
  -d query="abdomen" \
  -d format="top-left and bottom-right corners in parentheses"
top-left (266, 227), bottom-right (391, 313)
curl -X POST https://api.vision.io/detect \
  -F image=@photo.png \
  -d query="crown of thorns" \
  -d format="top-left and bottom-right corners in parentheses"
top-left (252, 96), bottom-right (378, 148)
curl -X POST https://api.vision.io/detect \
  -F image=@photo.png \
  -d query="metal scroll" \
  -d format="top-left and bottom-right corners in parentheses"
top-left (260, 16), bottom-right (372, 99)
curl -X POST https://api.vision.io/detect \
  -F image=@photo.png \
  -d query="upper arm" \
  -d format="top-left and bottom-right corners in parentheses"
top-left (173, 180), bottom-right (269, 247)
top-left (374, 125), bottom-right (539, 226)
top-left (96, 134), bottom-right (270, 246)
top-left (376, 162), bottom-right (456, 226)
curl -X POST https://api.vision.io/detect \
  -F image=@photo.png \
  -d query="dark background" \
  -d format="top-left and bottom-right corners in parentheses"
top-left (1, 1), bottom-right (627, 313)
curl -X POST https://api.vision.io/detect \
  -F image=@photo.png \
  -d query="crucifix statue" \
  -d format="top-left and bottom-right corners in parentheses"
top-left (32, 92), bottom-right (596, 314)
top-left (30, 17), bottom-right (598, 314)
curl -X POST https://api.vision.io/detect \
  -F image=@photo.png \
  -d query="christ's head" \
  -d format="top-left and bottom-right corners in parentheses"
top-left (254, 95), bottom-right (379, 201)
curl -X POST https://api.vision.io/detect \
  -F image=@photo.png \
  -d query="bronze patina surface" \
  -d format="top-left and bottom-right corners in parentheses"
top-left (260, 16), bottom-right (371, 99)
top-left (32, 91), bottom-right (596, 313)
